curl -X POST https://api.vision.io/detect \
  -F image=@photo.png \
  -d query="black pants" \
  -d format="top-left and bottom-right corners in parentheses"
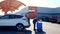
top-left (33, 22), bottom-right (36, 30)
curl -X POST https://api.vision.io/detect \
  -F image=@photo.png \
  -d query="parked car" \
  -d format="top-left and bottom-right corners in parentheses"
top-left (48, 16), bottom-right (58, 23)
top-left (38, 16), bottom-right (49, 22)
top-left (0, 14), bottom-right (30, 31)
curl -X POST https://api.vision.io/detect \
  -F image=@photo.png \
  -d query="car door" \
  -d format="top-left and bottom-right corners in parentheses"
top-left (8, 15), bottom-right (22, 26)
top-left (0, 15), bottom-right (19, 26)
top-left (0, 15), bottom-right (10, 26)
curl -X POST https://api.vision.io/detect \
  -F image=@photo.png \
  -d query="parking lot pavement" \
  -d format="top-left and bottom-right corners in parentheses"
top-left (0, 29), bottom-right (32, 34)
top-left (0, 19), bottom-right (60, 34)
top-left (43, 22), bottom-right (60, 34)
top-left (26, 19), bottom-right (46, 34)
top-left (27, 19), bottom-right (60, 34)
top-left (0, 29), bottom-right (45, 34)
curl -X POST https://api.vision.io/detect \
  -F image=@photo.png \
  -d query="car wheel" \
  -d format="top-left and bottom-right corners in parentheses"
top-left (16, 24), bottom-right (25, 31)
top-left (57, 22), bottom-right (60, 24)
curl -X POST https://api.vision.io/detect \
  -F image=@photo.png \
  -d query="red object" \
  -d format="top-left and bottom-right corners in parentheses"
top-left (29, 6), bottom-right (37, 12)
top-left (27, 12), bottom-right (37, 19)
top-left (49, 17), bottom-right (57, 21)
top-left (0, 0), bottom-right (26, 14)
top-left (27, 6), bottom-right (37, 19)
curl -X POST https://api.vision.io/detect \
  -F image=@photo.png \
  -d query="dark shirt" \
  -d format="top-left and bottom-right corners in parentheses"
top-left (33, 19), bottom-right (37, 24)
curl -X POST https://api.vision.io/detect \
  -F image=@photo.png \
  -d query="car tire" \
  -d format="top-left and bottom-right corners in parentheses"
top-left (16, 24), bottom-right (25, 31)
top-left (57, 22), bottom-right (60, 24)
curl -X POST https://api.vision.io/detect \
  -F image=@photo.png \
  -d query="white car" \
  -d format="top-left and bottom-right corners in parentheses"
top-left (0, 14), bottom-right (30, 31)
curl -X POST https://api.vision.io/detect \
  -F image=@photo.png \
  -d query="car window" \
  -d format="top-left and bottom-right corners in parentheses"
top-left (0, 15), bottom-right (23, 19)
top-left (9, 15), bottom-right (23, 19)
top-left (0, 15), bottom-right (9, 19)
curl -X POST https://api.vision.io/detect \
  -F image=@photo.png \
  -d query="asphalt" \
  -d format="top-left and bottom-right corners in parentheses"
top-left (0, 19), bottom-right (60, 34)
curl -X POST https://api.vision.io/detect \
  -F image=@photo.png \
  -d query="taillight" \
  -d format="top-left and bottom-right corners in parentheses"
top-left (23, 19), bottom-right (28, 22)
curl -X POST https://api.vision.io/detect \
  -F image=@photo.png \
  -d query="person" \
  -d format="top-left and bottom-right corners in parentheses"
top-left (33, 18), bottom-right (37, 31)
top-left (34, 17), bottom-right (43, 32)
top-left (36, 18), bottom-right (42, 32)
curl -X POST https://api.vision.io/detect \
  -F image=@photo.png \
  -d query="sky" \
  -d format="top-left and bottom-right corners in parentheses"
top-left (0, 0), bottom-right (60, 15)
top-left (18, 0), bottom-right (60, 8)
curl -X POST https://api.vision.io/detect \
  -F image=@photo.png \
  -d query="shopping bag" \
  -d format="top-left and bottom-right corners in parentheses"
top-left (37, 23), bottom-right (42, 30)
top-left (35, 21), bottom-right (42, 30)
